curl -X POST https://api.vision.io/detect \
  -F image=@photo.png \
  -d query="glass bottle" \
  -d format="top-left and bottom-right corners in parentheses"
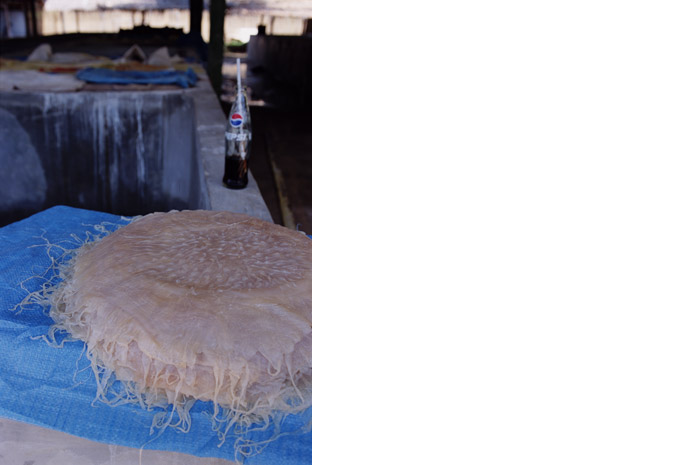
top-left (223, 85), bottom-right (252, 189)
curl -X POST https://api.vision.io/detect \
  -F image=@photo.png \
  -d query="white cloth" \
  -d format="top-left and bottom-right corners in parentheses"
top-left (0, 70), bottom-right (85, 92)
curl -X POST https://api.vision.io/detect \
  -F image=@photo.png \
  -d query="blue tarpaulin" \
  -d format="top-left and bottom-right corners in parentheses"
top-left (0, 206), bottom-right (311, 464)
top-left (76, 67), bottom-right (199, 88)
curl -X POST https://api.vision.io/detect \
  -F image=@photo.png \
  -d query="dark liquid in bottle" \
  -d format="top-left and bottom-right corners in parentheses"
top-left (223, 156), bottom-right (249, 189)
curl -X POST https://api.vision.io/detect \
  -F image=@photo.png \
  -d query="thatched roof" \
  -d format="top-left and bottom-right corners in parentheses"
top-left (43, 0), bottom-right (311, 17)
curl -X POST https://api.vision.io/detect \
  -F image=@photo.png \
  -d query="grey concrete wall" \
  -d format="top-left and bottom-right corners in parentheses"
top-left (0, 108), bottom-right (47, 221)
top-left (0, 90), bottom-right (202, 225)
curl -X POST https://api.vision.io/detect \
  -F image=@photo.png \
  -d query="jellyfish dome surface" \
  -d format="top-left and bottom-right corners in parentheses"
top-left (49, 209), bottom-right (312, 451)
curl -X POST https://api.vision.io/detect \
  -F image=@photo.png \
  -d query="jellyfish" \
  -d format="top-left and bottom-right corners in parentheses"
top-left (47, 210), bottom-right (312, 457)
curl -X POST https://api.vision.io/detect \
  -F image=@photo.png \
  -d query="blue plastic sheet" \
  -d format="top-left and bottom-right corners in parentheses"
top-left (0, 206), bottom-right (311, 464)
top-left (76, 67), bottom-right (199, 88)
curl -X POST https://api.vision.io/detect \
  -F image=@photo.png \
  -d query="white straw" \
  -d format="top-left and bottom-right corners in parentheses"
top-left (236, 57), bottom-right (246, 159)
top-left (236, 57), bottom-right (243, 127)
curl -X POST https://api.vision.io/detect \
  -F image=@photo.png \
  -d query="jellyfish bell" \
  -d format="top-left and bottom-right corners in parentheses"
top-left (48, 210), bottom-right (312, 450)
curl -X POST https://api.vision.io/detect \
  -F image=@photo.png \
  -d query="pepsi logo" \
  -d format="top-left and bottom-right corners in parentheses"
top-left (230, 113), bottom-right (244, 127)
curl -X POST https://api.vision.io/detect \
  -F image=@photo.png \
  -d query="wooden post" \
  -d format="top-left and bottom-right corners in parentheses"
top-left (189, 0), bottom-right (202, 36)
top-left (208, 0), bottom-right (225, 96)
top-left (28, 0), bottom-right (38, 36)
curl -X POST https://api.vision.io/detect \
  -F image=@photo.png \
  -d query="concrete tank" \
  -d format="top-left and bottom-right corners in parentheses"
top-left (0, 90), bottom-right (205, 226)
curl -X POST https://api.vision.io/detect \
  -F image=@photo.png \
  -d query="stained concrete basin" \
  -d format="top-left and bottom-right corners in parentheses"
top-left (0, 75), bottom-right (272, 226)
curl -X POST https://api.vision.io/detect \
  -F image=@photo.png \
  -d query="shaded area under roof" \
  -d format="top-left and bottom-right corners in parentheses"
top-left (43, 0), bottom-right (311, 17)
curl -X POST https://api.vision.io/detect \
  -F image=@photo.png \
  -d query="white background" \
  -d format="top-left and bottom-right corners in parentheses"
top-left (313, 1), bottom-right (698, 463)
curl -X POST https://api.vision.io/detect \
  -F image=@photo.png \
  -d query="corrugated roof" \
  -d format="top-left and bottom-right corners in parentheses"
top-left (43, 0), bottom-right (311, 17)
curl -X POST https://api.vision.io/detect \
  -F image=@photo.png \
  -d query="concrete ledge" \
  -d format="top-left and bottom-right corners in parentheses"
top-left (189, 73), bottom-right (273, 223)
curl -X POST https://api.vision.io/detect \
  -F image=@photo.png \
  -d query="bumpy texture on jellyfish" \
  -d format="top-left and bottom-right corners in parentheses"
top-left (49, 210), bottom-right (312, 445)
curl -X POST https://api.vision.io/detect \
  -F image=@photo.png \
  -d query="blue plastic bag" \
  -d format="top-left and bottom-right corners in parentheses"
top-left (76, 67), bottom-right (199, 88)
top-left (0, 206), bottom-right (311, 464)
